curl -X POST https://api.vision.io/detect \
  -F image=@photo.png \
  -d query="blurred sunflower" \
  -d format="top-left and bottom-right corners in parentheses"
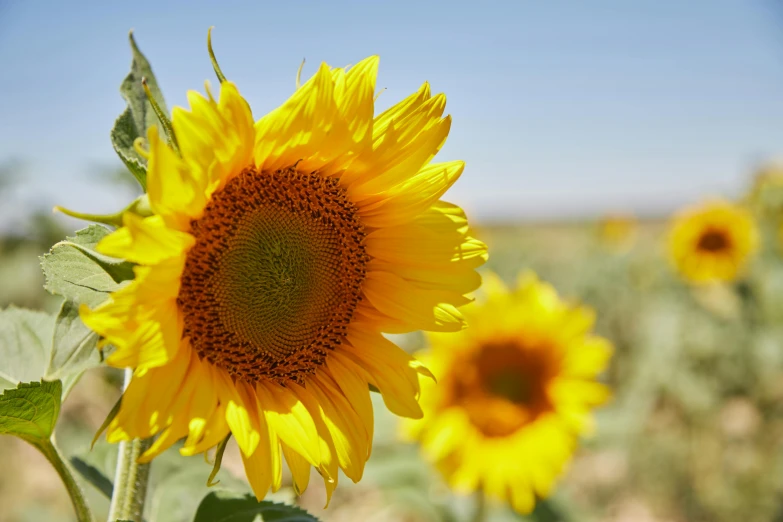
top-left (597, 213), bottom-right (637, 251)
top-left (668, 199), bottom-right (758, 285)
top-left (405, 272), bottom-right (612, 513)
top-left (80, 51), bottom-right (486, 501)
top-left (743, 161), bottom-right (783, 218)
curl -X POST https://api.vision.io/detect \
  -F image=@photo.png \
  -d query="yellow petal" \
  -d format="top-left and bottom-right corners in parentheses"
top-left (348, 111), bottom-right (450, 199)
top-left (356, 159), bottom-right (463, 228)
top-left (146, 126), bottom-right (208, 231)
top-left (97, 213), bottom-right (194, 265)
top-left (342, 84), bottom-right (439, 186)
top-left (341, 326), bottom-right (424, 418)
top-left (222, 378), bottom-right (261, 457)
top-left (242, 441), bottom-right (274, 501)
top-left (561, 337), bottom-right (613, 378)
top-left (255, 381), bottom-right (321, 468)
top-left (362, 270), bottom-right (467, 333)
top-left (324, 352), bottom-right (374, 447)
top-left (287, 382), bottom-right (339, 505)
top-left (172, 81), bottom-right (254, 193)
top-left (366, 202), bottom-right (487, 269)
top-left (81, 261), bottom-right (184, 372)
top-left (282, 442), bottom-right (311, 495)
top-left (308, 375), bottom-right (368, 482)
top-left (368, 259), bottom-right (482, 296)
top-left (334, 56), bottom-right (378, 147)
top-left (254, 62), bottom-right (352, 174)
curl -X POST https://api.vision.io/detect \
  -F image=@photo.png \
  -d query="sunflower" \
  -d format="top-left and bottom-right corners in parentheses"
top-left (596, 213), bottom-right (637, 252)
top-left (404, 272), bottom-right (612, 514)
top-left (668, 199), bottom-right (758, 285)
top-left (79, 49), bottom-right (486, 502)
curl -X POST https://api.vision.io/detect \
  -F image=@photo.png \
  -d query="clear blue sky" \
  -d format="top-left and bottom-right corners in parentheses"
top-left (1, 0), bottom-right (783, 221)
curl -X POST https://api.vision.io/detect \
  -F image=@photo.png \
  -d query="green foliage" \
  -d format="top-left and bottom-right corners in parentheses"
top-left (40, 225), bottom-right (135, 390)
top-left (193, 492), bottom-right (320, 522)
top-left (92, 395), bottom-right (122, 449)
top-left (111, 31), bottom-right (170, 190)
top-left (41, 225), bottom-right (134, 306)
top-left (0, 380), bottom-right (61, 444)
top-left (46, 300), bottom-right (102, 390)
top-left (0, 307), bottom-right (55, 392)
top-left (70, 456), bottom-right (114, 499)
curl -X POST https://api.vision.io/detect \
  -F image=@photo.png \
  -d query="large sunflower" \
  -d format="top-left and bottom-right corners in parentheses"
top-left (668, 199), bottom-right (758, 284)
top-left (405, 272), bottom-right (611, 513)
top-left (80, 52), bottom-right (486, 501)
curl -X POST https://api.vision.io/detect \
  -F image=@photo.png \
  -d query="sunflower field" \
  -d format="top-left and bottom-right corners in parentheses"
top-left (3, 17), bottom-right (783, 522)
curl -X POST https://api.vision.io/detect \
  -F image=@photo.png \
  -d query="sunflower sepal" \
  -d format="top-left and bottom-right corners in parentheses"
top-left (54, 193), bottom-right (153, 229)
top-left (207, 27), bottom-right (228, 83)
top-left (142, 77), bottom-right (179, 154)
top-left (91, 395), bottom-right (122, 450)
top-left (205, 433), bottom-right (232, 487)
top-left (111, 31), bottom-right (170, 190)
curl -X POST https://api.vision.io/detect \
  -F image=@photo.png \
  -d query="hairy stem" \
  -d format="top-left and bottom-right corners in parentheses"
top-left (37, 438), bottom-right (93, 521)
top-left (107, 369), bottom-right (152, 522)
top-left (470, 489), bottom-right (486, 522)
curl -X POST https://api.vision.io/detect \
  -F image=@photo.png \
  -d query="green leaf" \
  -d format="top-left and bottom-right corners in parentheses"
top-left (44, 300), bottom-right (101, 391)
top-left (111, 31), bottom-right (170, 190)
top-left (91, 395), bottom-right (122, 449)
top-left (0, 380), bottom-right (62, 444)
top-left (70, 456), bottom-right (113, 499)
top-left (111, 108), bottom-right (149, 190)
top-left (193, 492), bottom-right (321, 522)
top-left (41, 225), bottom-right (135, 307)
top-left (40, 226), bottom-right (134, 392)
top-left (0, 307), bottom-right (54, 393)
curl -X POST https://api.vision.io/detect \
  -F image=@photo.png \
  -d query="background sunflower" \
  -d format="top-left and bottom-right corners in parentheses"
top-left (668, 199), bottom-right (758, 285)
top-left (405, 272), bottom-right (612, 514)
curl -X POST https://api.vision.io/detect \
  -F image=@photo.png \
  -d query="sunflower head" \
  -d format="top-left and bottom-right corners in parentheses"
top-left (597, 213), bottom-right (637, 251)
top-left (404, 272), bottom-right (612, 514)
top-left (668, 199), bottom-right (758, 285)
top-left (78, 45), bottom-right (486, 503)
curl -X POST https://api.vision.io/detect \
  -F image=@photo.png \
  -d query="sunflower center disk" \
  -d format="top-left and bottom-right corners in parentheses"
top-left (178, 167), bottom-right (368, 385)
top-left (697, 229), bottom-right (730, 253)
top-left (449, 342), bottom-right (555, 437)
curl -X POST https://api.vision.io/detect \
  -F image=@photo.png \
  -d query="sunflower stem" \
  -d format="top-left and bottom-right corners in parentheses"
top-left (470, 489), bottom-right (486, 522)
top-left (107, 369), bottom-right (152, 522)
top-left (37, 437), bottom-right (94, 521)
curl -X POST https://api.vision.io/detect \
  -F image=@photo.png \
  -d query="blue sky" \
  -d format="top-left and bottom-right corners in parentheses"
top-left (1, 0), bottom-right (782, 221)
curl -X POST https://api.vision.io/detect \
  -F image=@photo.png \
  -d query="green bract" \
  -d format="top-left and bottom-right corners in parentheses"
top-left (111, 31), bottom-right (170, 190)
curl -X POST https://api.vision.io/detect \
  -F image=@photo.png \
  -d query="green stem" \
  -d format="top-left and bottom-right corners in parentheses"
top-left (470, 489), bottom-right (486, 522)
top-left (107, 369), bottom-right (152, 522)
top-left (36, 438), bottom-right (93, 521)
